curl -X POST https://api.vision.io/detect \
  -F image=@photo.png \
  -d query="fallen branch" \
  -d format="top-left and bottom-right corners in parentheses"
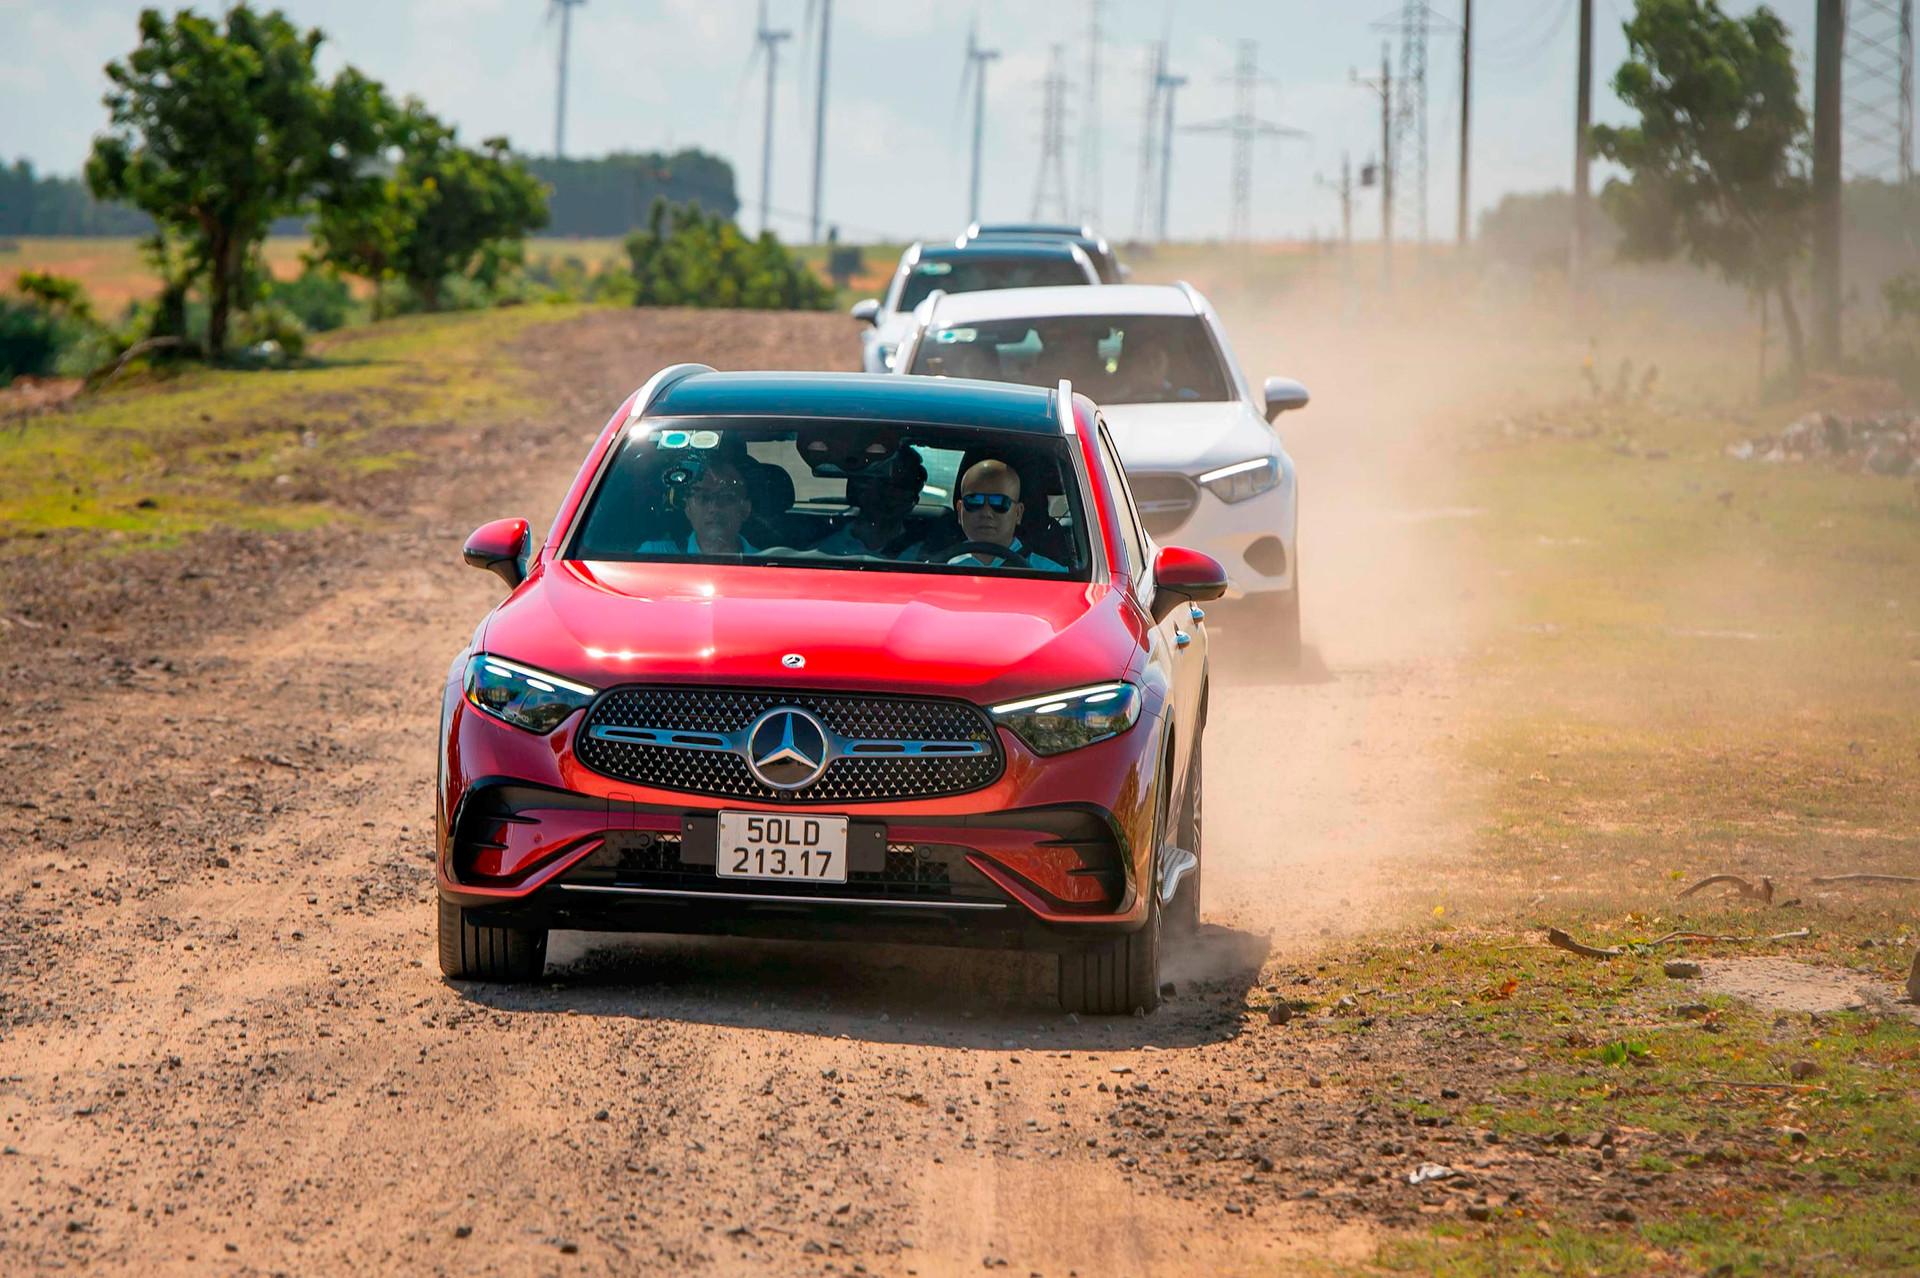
top-left (84, 335), bottom-right (192, 389)
top-left (1545, 926), bottom-right (1811, 959)
top-left (1678, 873), bottom-right (1774, 903)
top-left (1809, 874), bottom-right (1920, 887)
top-left (1695, 1078), bottom-right (1827, 1093)
top-left (1546, 928), bottom-right (1624, 958)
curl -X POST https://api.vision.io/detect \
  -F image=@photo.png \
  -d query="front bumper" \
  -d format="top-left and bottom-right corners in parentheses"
top-left (437, 685), bottom-right (1165, 948)
top-left (1132, 468), bottom-right (1296, 597)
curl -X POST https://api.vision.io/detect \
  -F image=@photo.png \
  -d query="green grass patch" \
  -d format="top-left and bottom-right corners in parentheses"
top-left (0, 304), bottom-right (578, 554)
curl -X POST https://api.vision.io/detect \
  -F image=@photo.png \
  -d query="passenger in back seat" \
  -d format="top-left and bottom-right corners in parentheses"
top-left (814, 447), bottom-right (929, 559)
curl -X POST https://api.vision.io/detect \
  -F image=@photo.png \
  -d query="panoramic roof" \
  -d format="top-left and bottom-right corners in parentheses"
top-left (924, 284), bottom-right (1201, 325)
top-left (644, 370), bottom-right (1065, 434)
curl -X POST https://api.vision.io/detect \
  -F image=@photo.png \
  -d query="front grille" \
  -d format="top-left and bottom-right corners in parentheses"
top-left (569, 834), bottom-right (990, 903)
top-left (1128, 472), bottom-right (1200, 538)
top-left (575, 686), bottom-right (1002, 803)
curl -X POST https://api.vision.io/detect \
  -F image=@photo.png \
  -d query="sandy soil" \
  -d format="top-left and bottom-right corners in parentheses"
top-left (0, 301), bottom-right (1483, 1274)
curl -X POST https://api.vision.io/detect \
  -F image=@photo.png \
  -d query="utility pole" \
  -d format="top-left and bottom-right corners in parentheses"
top-left (755, 1), bottom-right (791, 238)
top-left (1353, 45), bottom-right (1394, 289)
top-left (1458, 0), bottom-right (1472, 246)
top-left (1157, 64), bottom-right (1187, 242)
top-left (809, 0), bottom-right (833, 243)
top-left (551, 0), bottom-right (587, 158)
top-left (1079, 0), bottom-right (1104, 227)
top-left (1032, 45), bottom-right (1074, 223)
top-left (964, 28), bottom-right (1001, 225)
top-left (1571, 0), bottom-right (1593, 287)
top-left (1184, 40), bottom-right (1306, 242)
top-left (1813, 0), bottom-right (1845, 366)
top-left (1319, 153), bottom-right (1356, 253)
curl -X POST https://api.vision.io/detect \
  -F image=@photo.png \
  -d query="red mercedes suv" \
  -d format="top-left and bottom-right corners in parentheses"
top-left (436, 367), bottom-right (1225, 1014)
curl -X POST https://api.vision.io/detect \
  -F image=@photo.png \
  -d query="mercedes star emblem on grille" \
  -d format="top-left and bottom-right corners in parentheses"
top-left (745, 707), bottom-right (830, 789)
top-left (781, 653), bottom-right (806, 668)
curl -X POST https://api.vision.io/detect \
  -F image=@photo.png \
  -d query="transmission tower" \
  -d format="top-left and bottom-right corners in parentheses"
top-left (1133, 42), bottom-right (1167, 242)
top-left (1844, 0), bottom-right (1916, 182)
top-left (1183, 40), bottom-right (1306, 242)
top-left (1078, 0), bottom-right (1104, 226)
top-left (1032, 45), bottom-right (1075, 223)
top-left (1371, 2), bottom-right (1432, 243)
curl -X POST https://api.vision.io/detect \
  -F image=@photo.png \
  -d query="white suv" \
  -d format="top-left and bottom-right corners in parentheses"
top-left (849, 240), bottom-right (1100, 375)
top-left (891, 283), bottom-right (1309, 664)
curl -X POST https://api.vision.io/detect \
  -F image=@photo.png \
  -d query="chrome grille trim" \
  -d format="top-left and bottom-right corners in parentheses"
top-left (575, 686), bottom-right (1004, 803)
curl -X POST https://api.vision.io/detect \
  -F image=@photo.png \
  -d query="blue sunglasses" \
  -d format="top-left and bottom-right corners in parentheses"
top-left (960, 492), bottom-right (1015, 513)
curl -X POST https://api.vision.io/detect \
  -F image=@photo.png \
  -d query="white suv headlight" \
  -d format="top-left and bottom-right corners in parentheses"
top-left (1197, 456), bottom-right (1281, 504)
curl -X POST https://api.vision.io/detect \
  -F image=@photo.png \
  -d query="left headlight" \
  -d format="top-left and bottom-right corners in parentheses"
top-left (464, 655), bottom-right (596, 734)
top-left (1197, 455), bottom-right (1282, 504)
top-left (989, 682), bottom-right (1142, 756)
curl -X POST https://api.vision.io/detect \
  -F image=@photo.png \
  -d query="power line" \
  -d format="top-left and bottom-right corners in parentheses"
top-left (1033, 44), bottom-right (1074, 223)
top-left (1183, 40), bottom-right (1306, 242)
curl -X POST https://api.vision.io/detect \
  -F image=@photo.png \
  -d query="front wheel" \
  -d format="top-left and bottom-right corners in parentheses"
top-left (1057, 889), bottom-right (1162, 1016)
top-left (437, 897), bottom-right (547, 982)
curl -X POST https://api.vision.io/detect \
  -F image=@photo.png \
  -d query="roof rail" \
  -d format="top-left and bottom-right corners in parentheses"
top-left (621, 362), bottom-right (713, 428)
top-left (1055, 379), bottom-right (1078, 435)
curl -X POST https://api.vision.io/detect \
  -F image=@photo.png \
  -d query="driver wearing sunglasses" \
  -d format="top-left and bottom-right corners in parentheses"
top-left (939, 459), bottom-right (1065, 571)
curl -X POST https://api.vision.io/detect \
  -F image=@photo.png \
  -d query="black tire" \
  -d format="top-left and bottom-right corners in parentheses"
top-left (1059, 754), bottom-right (1171, 1016)
top-left (437, 896), bottom-right (547, 982)
top-left (1057, 889), bottom-right (1162, 1016)
top-left (1169, 739), bottom-right (1203, 936)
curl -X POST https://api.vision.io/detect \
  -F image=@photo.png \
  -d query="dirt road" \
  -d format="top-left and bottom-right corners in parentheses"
top-left (2, 302), bottom-right (1475, 1274)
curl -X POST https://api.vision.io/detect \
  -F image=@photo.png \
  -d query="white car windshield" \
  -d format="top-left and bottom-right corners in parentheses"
top-left (908, 314), bottom-right (1233, 404)
top-left (892, 256), bottom-right (1092, 312)
top-left (567, 418), bottom-right (1091, 578)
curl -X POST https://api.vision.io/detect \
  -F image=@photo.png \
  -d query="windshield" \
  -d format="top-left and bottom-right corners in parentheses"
top-left (568, 418), bottom-right (1091, 578)
top-left (906, 314), bottom-right (1233, 404)
top-left (892, 256), bottom-right (1091, 313)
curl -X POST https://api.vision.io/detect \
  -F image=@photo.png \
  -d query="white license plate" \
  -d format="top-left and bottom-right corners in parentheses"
top-left (715, 812), bottom-right (849, 883)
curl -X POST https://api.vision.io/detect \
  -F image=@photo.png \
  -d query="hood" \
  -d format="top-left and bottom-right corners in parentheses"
top-left (479, 560), bottom-right (1143, 705)
top-left (1099, 401), bottom-right (1275, 474)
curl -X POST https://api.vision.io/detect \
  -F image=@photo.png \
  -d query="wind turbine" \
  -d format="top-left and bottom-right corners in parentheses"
top-left (547, 0), bottom-right (588, 158)
top-left (749, 1), bottom-right (792, 236)
top-left (959, 24), bottom-right (1001, 224)
top-left (802, 0), bottom-right (834, 242)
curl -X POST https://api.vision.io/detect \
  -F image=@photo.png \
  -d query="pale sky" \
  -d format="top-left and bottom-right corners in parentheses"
top-left (0, 0), bottom-right (1825, 243)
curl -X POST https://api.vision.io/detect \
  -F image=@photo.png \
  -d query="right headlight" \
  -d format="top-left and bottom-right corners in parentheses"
top-left (989, 682), bottom-right (1142, 756)
top-left (1197, 455), bottom-right (1281, 504)
top-left (464, 654), bottom-right (596, 734)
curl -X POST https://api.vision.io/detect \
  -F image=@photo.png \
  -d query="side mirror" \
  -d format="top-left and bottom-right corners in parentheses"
top-left (850, 298), bottom-right (881, 325)
top-left (1262, 376), bottom-right (1311, 423)
top-left (1149, 545), bottom-right (1228, 623)
top-left (464, 517), bottom-right (531, 590)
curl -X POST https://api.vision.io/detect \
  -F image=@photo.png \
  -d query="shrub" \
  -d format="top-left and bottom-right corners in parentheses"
top-left (624, 200), bottom-right (832, 311)
top-left (0, 296), bottom-right (62, 385)
top-left (266, 268), bottom-right (353, 332)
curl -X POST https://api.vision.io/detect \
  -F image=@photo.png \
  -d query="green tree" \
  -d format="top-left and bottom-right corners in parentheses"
top-left (85, 5), bottom-right (385, 356)
top-left (623, 200), bottom-right (831, 311)
top-left (315, 102), bottom-right (547, 311)
top-left (1593, 0), bottom-right (1811, 377)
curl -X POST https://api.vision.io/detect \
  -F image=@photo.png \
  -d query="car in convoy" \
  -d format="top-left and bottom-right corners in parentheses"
top-left (958, 221), bottom-right (1126, 284)
top-left (438, 369), bottom-right (1226, 1014)
top-left (851, 239), bottom-right (1100, 374)
top-left (891, 283), bottom-right (1311, 664)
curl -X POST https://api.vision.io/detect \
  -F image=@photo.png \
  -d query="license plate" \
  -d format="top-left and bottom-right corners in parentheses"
top-left (715, 812), bottom-right (849, 883)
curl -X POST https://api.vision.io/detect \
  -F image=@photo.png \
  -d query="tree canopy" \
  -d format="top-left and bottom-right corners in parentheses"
top-left (1592, 0), bottom-right (1811, 374)
top-left (85, 5), bottom-right (386, 355)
